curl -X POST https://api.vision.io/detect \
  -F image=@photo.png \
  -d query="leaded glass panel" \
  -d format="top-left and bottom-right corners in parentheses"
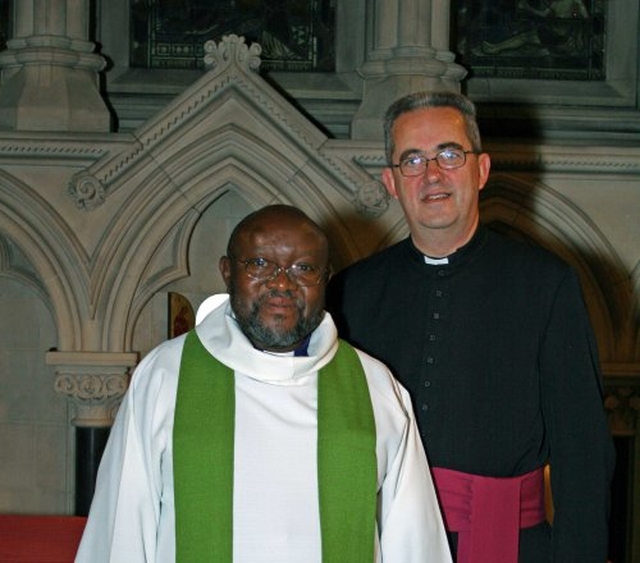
top-left (130, 0), bottom-right (336, 72)
top-left (451, 0), bottom-right (606, 80)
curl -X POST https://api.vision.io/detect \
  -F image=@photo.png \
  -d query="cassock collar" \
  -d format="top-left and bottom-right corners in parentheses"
top-left (408, 224), bottom-right (489, 269)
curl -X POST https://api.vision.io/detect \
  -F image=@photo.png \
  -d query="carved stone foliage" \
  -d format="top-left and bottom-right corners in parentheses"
top-left (203, 34), bottom-right (262, 72)
top-left (54, 371), bottom-right (127, 426)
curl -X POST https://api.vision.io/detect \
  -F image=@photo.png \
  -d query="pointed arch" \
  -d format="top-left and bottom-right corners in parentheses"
top-left (0, 170), bottom-right (90, 349)
top-left (96, 154), bottom-right (351, 350)
top-left (480, 173), bottom-right (637, 360)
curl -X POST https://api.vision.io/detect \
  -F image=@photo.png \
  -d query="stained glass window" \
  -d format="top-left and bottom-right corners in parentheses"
top-left (451, 0), bottom-right (606, 80)
top-left (130, 0), bottom-right (336, 72)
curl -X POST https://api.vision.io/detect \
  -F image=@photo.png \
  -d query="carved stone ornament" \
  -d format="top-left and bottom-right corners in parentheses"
top-left (54, 371), bottom-right (128, 427)
top-left (354, 180), bottom-right (390, 218)
top-left (203, 34), bottom-right (262, 72)
top-left (47, 351), bottom-right (138, 427)
top-left (68, 171), bottom-right (106, 211)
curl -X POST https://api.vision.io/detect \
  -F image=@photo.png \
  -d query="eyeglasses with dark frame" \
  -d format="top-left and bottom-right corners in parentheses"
top-left (230, 257), bottom-right (329, 286)
top-left (391, 148), bottom-right (478, 177)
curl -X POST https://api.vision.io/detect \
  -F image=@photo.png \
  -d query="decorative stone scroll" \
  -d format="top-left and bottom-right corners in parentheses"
top-left (46, 351), bottom-right (138, 427)
top-left (67, 171), bottom-right (107, 211)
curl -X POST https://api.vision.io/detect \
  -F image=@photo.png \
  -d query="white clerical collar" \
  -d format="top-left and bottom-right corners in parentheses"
top-left (194, 294), bottom-right (339, 383)
top-left (423, 255), bottom-right (449, 265)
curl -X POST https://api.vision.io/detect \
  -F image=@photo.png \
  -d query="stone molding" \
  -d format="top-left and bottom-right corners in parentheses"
top-left (485, 143), bottom-right (640, 176)
top-left (0, 37), bottom-right (105, 74)
top-left (63, 34), bottom-right (391, 219)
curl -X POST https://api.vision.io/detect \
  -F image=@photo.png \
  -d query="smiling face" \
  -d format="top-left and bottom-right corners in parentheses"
top-left (219, 207), bottom-right (329, 352)
top-left (382, 106), bottom-right (491, 257)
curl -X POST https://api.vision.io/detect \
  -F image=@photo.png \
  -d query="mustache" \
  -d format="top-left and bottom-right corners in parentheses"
top-left (260, 288), bottom-right (299, 303)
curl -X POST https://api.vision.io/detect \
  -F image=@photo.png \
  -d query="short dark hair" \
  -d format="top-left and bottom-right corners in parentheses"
top-left (383, 91), bottom-right (483, 164)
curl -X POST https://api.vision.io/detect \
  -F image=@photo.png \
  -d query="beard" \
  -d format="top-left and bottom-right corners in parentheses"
top-left (230, 288), bottom-right (324, 351)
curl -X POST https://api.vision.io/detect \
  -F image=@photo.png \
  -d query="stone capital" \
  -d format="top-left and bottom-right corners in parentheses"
top-left (46, 351), bottom-right (138, 427)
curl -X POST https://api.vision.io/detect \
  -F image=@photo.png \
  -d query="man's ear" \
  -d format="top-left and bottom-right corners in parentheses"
top-left (381, 167), bottom-right (399, 199)
top-left (219, 256), bottom-right (232, 289)
top-left (477, 152), bottom-right (492, 192)
top-left (323, 264), bottom-right (333, 286)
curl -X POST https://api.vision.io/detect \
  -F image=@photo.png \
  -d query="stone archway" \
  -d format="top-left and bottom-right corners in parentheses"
top-left (480, 173), bottom-right (636, 361)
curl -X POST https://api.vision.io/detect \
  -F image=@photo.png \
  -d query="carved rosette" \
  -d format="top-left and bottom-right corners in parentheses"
top-left (203, 34), bottom-right (262, 72)
top-left (46, 351), bottom-right (138, 427)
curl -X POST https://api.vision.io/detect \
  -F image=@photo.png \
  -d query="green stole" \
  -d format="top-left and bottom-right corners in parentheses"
top-left (173, 330), bottom-right (377, 562)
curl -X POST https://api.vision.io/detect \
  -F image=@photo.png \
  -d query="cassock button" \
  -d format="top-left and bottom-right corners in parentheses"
top-left (421, 403), bottom-right (429, 411)
top-left (433, 312), bottom-right (440, 319)
top-left (424, 380), bottom-right (432, 388)
top-left (429, 334), bottom-right (436, 341)
top-left (426, 356), bottom-right (434, 364)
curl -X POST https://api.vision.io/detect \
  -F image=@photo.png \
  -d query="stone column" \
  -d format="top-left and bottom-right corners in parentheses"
top-left (351, 0), bottom-right (467, 140)
top-left (46, 351), bottom-right (138, 515)
top-left (0, 0), bottom-right (110, 131)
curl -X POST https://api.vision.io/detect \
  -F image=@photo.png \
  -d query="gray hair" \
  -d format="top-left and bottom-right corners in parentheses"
top-left (383, 91), bottom-right (483, 164)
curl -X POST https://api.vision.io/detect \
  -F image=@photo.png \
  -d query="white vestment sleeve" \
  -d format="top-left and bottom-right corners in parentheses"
top-left (75, 342), bottom-right (179, 563)
top-left (356, 351), bottom-right (453, 563)
top-left (379, 385), bottom-right (452, 562)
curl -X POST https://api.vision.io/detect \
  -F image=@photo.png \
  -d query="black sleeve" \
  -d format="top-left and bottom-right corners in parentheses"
top-left (540, 268), bottom-right (616, 562)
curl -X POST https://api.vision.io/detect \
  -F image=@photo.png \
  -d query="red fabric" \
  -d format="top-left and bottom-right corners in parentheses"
top-left (432, 467), bottom-right (545, 563)
top-left (0, 515), bottom-right (87, 563)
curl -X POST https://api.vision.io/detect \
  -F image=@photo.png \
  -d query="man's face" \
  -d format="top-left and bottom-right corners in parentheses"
top-left (382, 106), bottom-right (491, 254)
top-left (219, 216), bottom-right (328, 352)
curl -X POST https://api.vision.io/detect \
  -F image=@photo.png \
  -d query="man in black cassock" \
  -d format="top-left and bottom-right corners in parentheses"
top-left (327, 90), bottom-right (615, 563)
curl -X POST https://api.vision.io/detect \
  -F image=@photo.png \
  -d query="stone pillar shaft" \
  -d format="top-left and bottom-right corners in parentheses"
top-left (351, 0), bottom-right (466, 140)
top-left (0, 0), bottom-right (110, 131)
top-left (46, 350), bottom-right (138, 514)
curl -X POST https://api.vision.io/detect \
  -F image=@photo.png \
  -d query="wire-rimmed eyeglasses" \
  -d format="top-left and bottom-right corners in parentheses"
top-left (230, 257), bottom-right (328, 286)
top-left (391, 148), bottom-right (478, 177)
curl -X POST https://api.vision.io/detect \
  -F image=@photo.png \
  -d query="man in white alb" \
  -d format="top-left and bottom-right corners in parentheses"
top-left (75, 204), bottom-right (452, 563)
